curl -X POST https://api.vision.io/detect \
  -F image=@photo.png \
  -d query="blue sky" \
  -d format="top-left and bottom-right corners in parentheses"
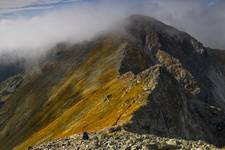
top-left (206, 0), bottom-right (220, 6)
top-left (0, 0), bottom-right (90, 18)
top-left (0, 0), bottom-right (221, 18)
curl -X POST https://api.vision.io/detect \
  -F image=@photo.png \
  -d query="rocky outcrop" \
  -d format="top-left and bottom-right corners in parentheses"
top-left (0, 75), bottom-right (23, 96)
top-left (30, 129), bottom-right (217, 150)
top-left (118, 15), bottom-right (225, 147)
top-left (125, 64), bottom-right (215, 143)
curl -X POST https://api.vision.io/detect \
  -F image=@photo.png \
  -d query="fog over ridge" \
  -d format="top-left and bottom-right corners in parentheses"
top-left (0, 0), bottom-right (225, 64)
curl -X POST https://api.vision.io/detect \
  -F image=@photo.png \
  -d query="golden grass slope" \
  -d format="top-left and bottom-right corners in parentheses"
top-left (0, 33), bottom-right (181, 150)
top-left (14, 38), bottom-right (164, 149)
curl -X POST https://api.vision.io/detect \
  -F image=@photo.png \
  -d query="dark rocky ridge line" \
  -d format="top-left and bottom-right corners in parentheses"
top-left (120, 15), bottom-right (225, 147)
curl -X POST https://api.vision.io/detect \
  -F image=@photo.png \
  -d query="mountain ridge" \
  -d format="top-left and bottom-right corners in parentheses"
top-left (0, 15), bottom-right (225, 150)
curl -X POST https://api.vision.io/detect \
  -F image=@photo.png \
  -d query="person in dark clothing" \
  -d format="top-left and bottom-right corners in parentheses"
top-left (82, 131), bottom-right (89, 140)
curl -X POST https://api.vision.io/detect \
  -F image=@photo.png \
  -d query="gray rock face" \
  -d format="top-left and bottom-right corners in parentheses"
top-left (0, 75), bottom-right (24, 95)
top-left (117, 15), bottom-right (225, 147)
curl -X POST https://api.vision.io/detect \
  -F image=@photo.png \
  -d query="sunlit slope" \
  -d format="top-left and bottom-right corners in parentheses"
top-left (16, 66), bottom-right (164, 150)
top-left (0, 35), bottom-right (131, 150)
top-left (13, 35), bottom-right (163, 150)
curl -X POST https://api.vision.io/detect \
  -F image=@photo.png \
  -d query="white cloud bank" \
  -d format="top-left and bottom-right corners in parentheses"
top-left (0, 3), bottom-right (127, 60)
top-left (0, 0), bottom-right (225, 63)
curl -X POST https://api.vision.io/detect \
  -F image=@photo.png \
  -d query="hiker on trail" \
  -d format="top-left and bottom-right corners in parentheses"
top-left (82, 131), bottom-right (89, 140)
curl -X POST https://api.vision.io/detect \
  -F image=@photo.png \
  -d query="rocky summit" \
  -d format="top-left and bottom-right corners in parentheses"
top-left (0, 15), bottom-right (225, 150)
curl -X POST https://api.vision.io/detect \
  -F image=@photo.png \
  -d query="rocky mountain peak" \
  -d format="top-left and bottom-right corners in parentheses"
top-left (126, 14), bottom-right (205, 53)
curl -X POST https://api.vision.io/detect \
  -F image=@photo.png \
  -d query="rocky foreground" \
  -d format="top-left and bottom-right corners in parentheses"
top-left (30, 128), bottom-right (218, 150)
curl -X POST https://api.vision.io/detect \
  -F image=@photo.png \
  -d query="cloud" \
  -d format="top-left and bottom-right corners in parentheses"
top-left (139, 0), bottom-right (225, 49)
top-left (0, 0), bottom-right (225, 64)
top-left (0, 0), bottom-right (73, 9)
top-left (0, 0), bottom-right (78, 18)
top-left (0, 1), bottom-right (131, 62)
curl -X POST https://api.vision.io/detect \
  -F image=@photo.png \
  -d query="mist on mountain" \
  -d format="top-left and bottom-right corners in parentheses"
top-left (0, 0), bottom-right (225, 65)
